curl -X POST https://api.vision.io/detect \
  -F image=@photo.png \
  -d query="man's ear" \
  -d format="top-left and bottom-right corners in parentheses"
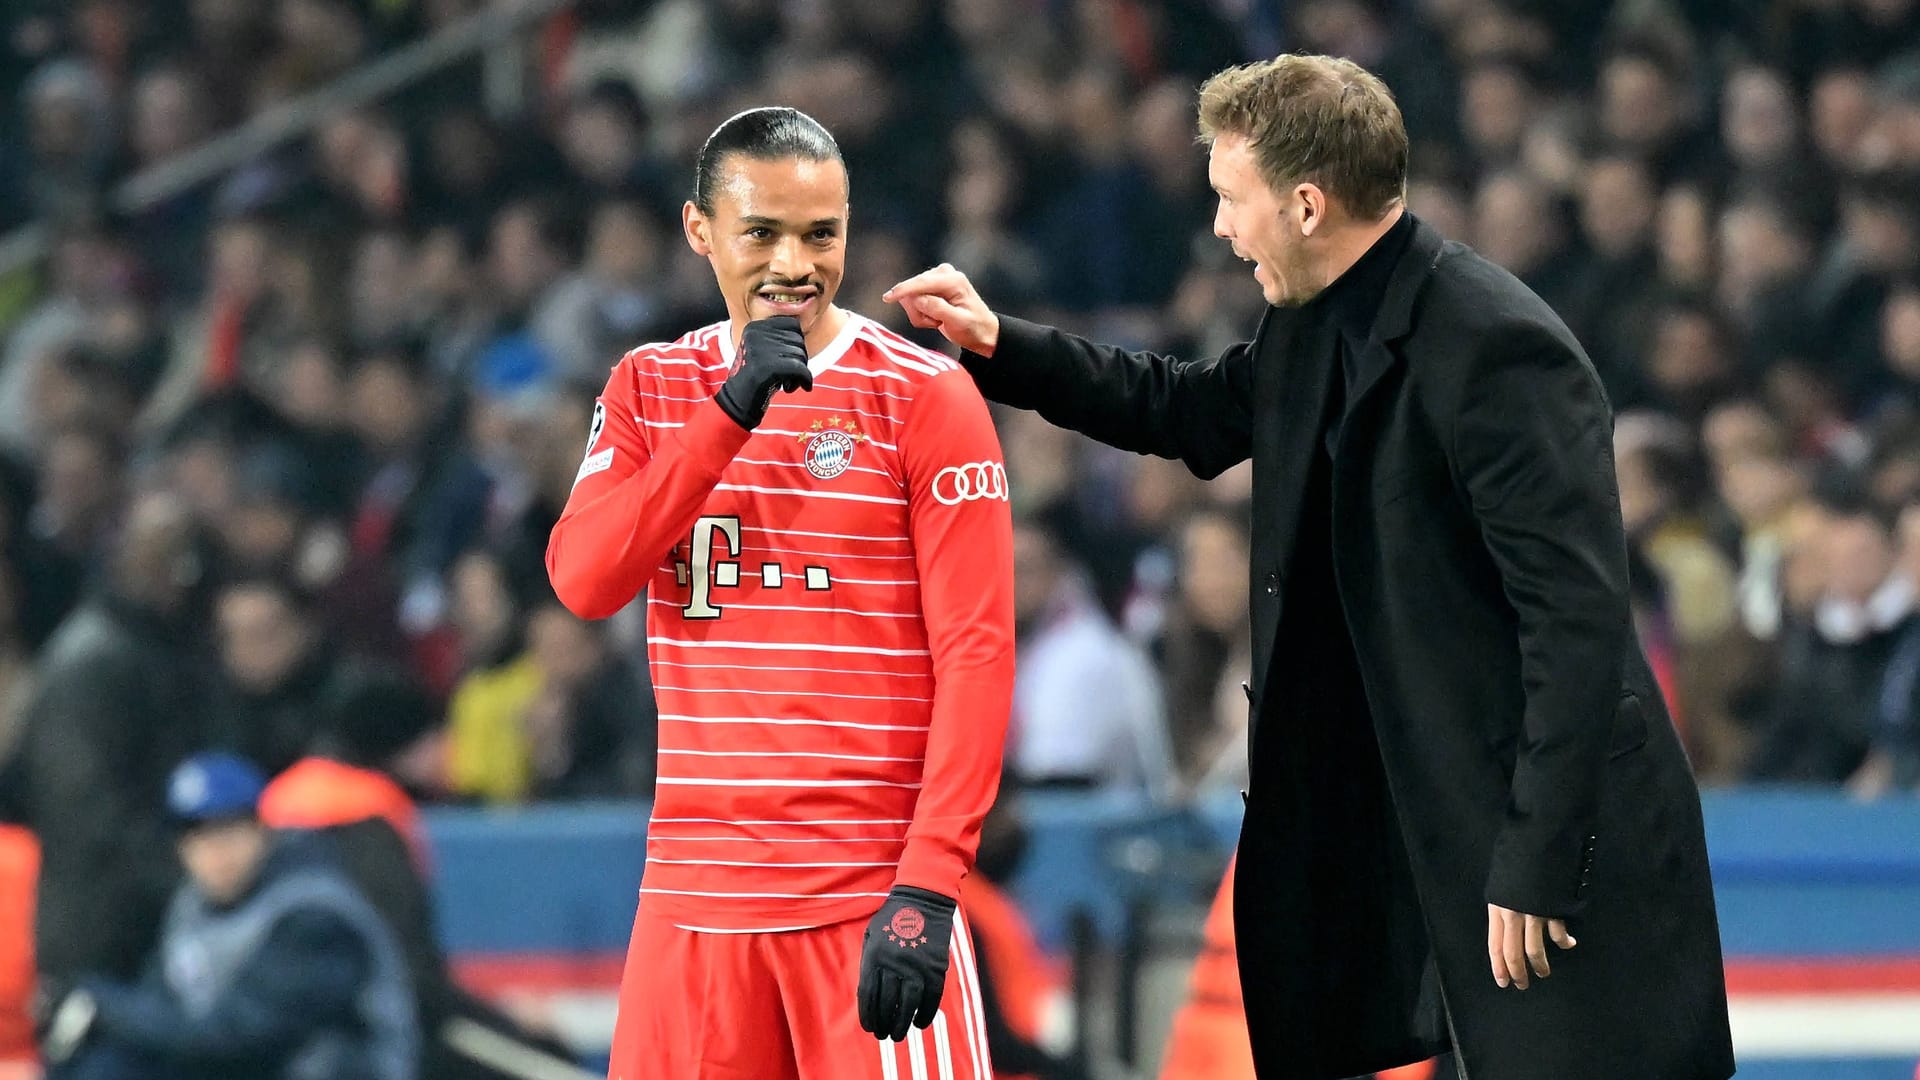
top-left (1295, 183), bottom-right (1329, 238)
top-left (683, 201), bottom-right (712, 256)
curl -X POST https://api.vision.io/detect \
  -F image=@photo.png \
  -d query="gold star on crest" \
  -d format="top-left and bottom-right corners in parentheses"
top-left (794, 416), bottom-right (872, 444)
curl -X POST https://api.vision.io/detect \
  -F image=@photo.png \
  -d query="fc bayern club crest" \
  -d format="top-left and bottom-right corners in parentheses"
top-left (887, 906), bottom-right (928, 947)
top-left (798, 416), bottom-right (867, 480)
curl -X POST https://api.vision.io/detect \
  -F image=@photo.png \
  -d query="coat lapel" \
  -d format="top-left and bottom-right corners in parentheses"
top-left (1341, 219), bottom-right (1447, 428)
top-left (1247, 303), bottom-right (1331, 708)
top-left (1250, 220), bottom-right (1449, 707)
top-left (1257, 219), bottom-right (1447, 574)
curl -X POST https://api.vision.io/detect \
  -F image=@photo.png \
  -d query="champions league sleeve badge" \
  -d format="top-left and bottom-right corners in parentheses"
top-left (798, 416), bottom-right (868, 480)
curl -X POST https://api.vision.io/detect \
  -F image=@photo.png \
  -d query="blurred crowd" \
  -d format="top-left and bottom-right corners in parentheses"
top-left (0, 0), bottom-right (1915, 870)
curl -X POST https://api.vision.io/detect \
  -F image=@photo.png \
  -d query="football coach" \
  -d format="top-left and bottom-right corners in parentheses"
top-left (886, 53), bottom-right (1734, 1080)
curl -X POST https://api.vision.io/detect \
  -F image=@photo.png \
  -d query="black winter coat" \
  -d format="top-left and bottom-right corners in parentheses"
top-left (15, 595), bottom-right (219, 981)
top-left (963, 217), bottom-right (1734, 1080)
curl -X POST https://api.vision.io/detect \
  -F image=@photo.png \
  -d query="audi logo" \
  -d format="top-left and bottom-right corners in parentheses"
top-left (931, 461), bottom-right (1009, 505)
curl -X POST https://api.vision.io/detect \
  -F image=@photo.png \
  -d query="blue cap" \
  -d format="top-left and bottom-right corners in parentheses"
top-left (166, 753), bottom-right (266, 825)
top-left (475, 332), bottom-right (552, 400)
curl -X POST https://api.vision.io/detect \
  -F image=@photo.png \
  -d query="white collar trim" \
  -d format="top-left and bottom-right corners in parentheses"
top-left (717, 309), bottom-right (865, 377)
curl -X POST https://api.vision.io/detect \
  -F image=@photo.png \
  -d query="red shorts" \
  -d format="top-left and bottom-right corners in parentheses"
top-left (608, 906), bottom-right (994, 1080)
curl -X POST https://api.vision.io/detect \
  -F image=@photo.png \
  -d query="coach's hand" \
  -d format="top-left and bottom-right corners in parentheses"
top-left (1488, 903), bottom-right (1576, 989)
top-left (858, 885), bottom-right (957, 1042)
top-left (715, 315), bottom-right (812, 430)
top-left (882, 264), bottom-right (1000, 356)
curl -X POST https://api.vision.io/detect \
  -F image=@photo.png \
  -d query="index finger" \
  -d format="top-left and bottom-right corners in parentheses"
top-left (883, 263), bottom-right (961, 302)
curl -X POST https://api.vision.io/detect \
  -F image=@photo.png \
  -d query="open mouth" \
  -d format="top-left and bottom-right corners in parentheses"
top-left (755, 285), bottom-right (818, 316)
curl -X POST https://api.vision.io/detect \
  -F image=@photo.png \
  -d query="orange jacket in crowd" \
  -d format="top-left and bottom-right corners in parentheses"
top-left (1159, 858), bottom-right (1436, 1080)
top-left (259, 757), bottom-right (429, 869)
top-left (0, 826), bottom-right (38, 1061)
top-left (960, 872), bottom-right (1067, 1080)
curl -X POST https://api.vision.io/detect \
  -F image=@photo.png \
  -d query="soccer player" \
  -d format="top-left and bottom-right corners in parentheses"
top-left (546, 107), bottom-right (1013, 1080)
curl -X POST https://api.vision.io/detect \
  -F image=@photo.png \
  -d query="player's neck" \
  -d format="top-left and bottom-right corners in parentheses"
top-left (730, 304), bottom-right (852, 359)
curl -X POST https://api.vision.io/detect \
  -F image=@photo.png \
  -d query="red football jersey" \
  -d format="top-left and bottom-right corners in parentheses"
top-left (547, 312), bottom-right (1016, 931)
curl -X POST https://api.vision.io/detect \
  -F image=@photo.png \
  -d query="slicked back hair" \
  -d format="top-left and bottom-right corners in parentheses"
top-left (693, 107), bottom-right (845, 216)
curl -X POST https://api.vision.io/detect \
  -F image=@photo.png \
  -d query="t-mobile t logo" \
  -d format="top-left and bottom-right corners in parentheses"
top-left (676, 516), bottom-right (831, 620)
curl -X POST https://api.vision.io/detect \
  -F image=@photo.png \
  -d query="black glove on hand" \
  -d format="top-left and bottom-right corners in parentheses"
top-left (857, 885), bottom-right (957, 1042)
top-left (714, 315), bottom-right (813, 429)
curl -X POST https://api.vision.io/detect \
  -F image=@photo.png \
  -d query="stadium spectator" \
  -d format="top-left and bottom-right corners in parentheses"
top-left (261, 671), bottom-right (592, 1080)
top-left (1747, 502), bottom-right (1912, 782)
top-left (1852, 500), bottom-right (1920, 796)
top-left (31, 424), bottom-right (125, 570)
top-left (0, 227), bottom-right (139, 458)
top-left (533, 200), bottom-right (677, 384)
top-left (35, 751), bottom-right (418, 1080)
top-left (1151, 506), bottom-right (1254, 797)
top-left (1470, 169), bottom-right (1581, 330)
top-left (1008, 518), bottom-right (1171, 796)
top-left (521, 604), bottom-right (654, 800)
top-left (340, 341), bottom-right (491, 646)
top-left (1568, 153), bottom-right (1665, 403)
top-left (214, 577), bottom-right (349, 779)
top-left (555, 80), bottom-right (673, 212)
top-left (443, 548), bottom-right (541, 803)
top-left (1615, 413), bottom-right (1743, 761)
top-left (17, 59), bottom-right (114, 225)
top-left (14, 492), bottom-right (222, 989)
top-left (123, 62), bottom-right (216, 286)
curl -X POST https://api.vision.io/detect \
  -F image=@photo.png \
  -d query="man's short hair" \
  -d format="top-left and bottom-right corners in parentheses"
top-left (693, 106), bottom-right (844, 216)
top-left (1196, 53), bottom-right (1408, 220)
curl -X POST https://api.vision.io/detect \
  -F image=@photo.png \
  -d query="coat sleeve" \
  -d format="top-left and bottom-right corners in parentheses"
top-left (961, 315), bottom-right (1258, 481)
top-left (86, 909), bottom-right (370, 1062)
top-left (1444, 321), bottom-right (1633, 919)
top-left (546, 358), bottom-right (752, 620)
top-left (892, 370), bottom-right (1017, 899)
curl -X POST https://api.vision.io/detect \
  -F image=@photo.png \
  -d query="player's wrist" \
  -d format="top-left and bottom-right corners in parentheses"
top-left (887, 884), bottom-right (957, 913)
top-left (978, 312), bottom-right (1000, 357)
top-left (713, 378), bottom-right (760, 430)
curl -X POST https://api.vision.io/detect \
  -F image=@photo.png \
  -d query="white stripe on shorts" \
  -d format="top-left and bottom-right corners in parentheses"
top-left (932, 1010), bottom-right (956, 1080)
top-left (879, 1036), bottom-right (900, 1080)
top-left (907, 1027), bottom-right (930, 1080)
top-left (952, 914), bottom-right (991, 1080)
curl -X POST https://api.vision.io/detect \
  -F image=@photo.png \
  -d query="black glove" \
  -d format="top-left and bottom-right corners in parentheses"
top-left (714, 315), bottom-right (813, 429)
top-left (857, 885), bottom-right (957, 1042)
